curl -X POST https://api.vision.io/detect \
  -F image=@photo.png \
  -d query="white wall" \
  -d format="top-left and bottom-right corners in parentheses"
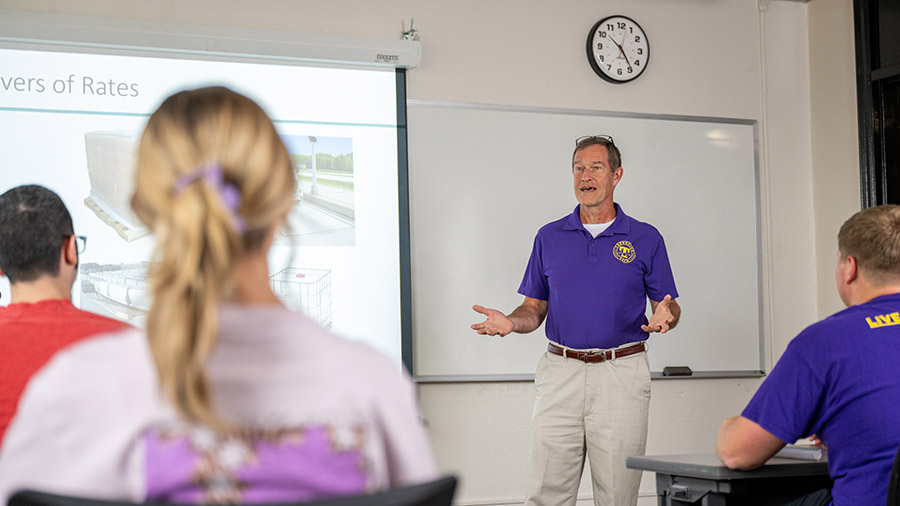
top-left (0, 0), bottom-right (859, 504)
top-left (809, 0), bottom-right (862, 319)
top-left (759, 0), bottom-right (819, 363)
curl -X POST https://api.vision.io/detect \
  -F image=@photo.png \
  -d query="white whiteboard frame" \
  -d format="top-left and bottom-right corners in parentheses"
top-left (407, 101), bottom-right (766, 382)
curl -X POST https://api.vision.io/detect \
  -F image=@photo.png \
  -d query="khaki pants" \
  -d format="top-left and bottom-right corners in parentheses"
top-left (525, 346), bottom-right (651, 506)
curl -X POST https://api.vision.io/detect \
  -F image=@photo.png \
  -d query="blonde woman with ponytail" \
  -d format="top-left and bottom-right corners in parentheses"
top-left (0, 87), bottom-right (436, 505)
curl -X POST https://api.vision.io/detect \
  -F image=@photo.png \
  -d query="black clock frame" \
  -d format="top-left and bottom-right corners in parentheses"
top-left (586, 15), bottom-right (650, 84)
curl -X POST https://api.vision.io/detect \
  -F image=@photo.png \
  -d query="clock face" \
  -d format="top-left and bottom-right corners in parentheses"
top-left (587, 16), bottom-right (650, 83)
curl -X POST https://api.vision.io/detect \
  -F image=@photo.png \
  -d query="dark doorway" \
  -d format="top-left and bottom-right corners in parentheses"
top-left (855, 0), bottom-right (900, 207)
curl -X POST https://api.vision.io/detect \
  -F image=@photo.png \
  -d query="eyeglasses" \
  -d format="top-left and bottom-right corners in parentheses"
top-left (575, 135), bottom-right (614, 146)
top-left (66, 235), bottom-right (87, 254)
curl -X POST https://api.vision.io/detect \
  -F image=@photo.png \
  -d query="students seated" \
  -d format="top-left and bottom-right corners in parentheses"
top-left (0, 87), bottom-right (436, 504)
top-left (717, 205), bottom-right (900, 506)
top-left (0, 185), bottom-right (128, 448)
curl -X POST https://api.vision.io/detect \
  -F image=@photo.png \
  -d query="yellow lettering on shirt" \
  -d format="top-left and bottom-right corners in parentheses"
top-left (867, 312), bottom-right (900, 329)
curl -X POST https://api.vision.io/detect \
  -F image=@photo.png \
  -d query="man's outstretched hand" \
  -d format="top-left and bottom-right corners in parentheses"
top-left (471, 305), bottom-right (515, 337)
top-left (642, 294), bottom-right (678, 333)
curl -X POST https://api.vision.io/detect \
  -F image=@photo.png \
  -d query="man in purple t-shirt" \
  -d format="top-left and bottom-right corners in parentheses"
top-left (471, 135), bottom-right (681, 506)
top-left (717, 205), bottom-right (900, 506)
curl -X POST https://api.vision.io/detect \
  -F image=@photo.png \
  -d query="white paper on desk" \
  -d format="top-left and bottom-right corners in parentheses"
top-left (775, 444), bottom-right (827, 461)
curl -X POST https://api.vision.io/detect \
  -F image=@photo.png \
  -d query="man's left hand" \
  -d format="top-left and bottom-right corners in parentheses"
top-left (642, 294), bottom-right (678, 333)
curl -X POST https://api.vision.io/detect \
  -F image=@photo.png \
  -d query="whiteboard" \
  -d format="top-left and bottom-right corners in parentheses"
top-left (407, 101), bottom-right (763, 380)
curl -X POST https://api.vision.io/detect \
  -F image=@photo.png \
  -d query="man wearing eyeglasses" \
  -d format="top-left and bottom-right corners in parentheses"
top-left (471, 136), bottom-right (680, 506)
top-left (0, 185), bottom-right (127, 448)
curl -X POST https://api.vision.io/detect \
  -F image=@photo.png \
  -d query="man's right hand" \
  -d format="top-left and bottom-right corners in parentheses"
top-left (471, 305), bottom-right (515, 336)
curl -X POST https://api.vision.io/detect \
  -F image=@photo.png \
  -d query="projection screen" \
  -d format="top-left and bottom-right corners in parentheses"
top-left (0, 17), bottom-right (414, 370)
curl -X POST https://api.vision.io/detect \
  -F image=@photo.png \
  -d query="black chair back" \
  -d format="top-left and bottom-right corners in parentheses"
top-left (9, 476), bottom-right (457, 506)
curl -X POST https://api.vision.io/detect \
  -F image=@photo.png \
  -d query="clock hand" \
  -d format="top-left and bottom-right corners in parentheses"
top-left (618, 31), bottom-right (633, 68)
top-left (607, 33), bottom-right (633, 69)
top-left (608, 39), bottom-right (633, 69)
top-left (609, 37), bottom-right (627, 60)
top-left (607, 36), bottom-right (624, 58)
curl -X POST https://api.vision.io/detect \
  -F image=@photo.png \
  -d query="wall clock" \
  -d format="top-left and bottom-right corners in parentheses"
top-left (586, 15), bottom-right (650, 84)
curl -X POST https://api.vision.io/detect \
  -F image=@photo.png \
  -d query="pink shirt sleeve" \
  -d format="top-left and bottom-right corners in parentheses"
top-left (375, 370), bottom-right (438, 487)
top-left (0, 329), bottom-right (160, 504)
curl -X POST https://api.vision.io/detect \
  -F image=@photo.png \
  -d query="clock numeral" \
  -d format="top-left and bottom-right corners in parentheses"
top-left (629, 26), bottom-right (633, 34)
top-left (617, 22), bottom-right (626, 29)
top-left (599, 31), bottom-right (607, 38)
top-left (606, 24), bottom-right (614, 30)
top-left (634, 59), bottom-right (640, 66)
top-left (637, 48), bottom-right (643, 55)
top-left (617, 68), bottom-right (623, 76)
top-left (627, 67), bottom-right (633, 74)
top-left (598, 55), bottom-right (605, 62)
top-left (607, 64), bottom-right (612, 71)
top-left (634, 35), bottom-right (642, 43)
top-left (597, 43), bottom-right (603, 50)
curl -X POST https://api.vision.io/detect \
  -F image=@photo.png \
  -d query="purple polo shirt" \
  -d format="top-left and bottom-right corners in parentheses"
top-left (741, 292), bottom-right (900, 506)
top-left (518, 203), bottom-right (678, 350)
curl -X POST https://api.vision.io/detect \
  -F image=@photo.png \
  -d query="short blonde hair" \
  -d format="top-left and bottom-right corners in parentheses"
top-left (133, 87), bottom-right (296, 430)
top-left (838, 204), bottom-right (900, 286)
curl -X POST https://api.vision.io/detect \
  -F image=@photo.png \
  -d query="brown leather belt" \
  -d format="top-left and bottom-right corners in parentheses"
top-left (547, 341), bottom-right (646, 363)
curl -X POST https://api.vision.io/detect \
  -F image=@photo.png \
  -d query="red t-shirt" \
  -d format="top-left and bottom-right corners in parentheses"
top-left (0, 299), bottom-right (128, 446)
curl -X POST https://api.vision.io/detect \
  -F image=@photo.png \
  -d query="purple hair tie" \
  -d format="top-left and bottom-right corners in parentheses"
top-left (173, 163), bottom-right (246, 233)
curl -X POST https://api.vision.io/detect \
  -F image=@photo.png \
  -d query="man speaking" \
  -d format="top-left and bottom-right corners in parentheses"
top-left (472, 135), bottom-right (681, 506)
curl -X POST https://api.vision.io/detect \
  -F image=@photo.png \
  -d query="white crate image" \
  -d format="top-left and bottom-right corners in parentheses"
top-left (269, 268), bottom-right (332, 329)
top-left (83, 131), bottom-right (148, 241)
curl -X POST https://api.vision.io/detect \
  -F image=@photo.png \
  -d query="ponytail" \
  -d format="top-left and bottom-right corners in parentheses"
top-left (134, 87), bottom-right (295, 430)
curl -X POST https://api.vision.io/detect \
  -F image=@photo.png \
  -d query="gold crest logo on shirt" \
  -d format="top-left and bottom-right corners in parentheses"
top-left (613, 240), bottom-right (636, 264)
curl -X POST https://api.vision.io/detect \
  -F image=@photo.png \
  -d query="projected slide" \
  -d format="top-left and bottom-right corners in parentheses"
top-left (0, 47), bottom-right (403, 364)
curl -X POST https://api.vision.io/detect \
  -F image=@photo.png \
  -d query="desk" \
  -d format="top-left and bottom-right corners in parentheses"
top-left (626, 454), bottom-right (831, 506)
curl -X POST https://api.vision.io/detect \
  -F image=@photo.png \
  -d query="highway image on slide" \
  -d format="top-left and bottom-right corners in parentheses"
top-left (281, 135), bottom-right (355, 247)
